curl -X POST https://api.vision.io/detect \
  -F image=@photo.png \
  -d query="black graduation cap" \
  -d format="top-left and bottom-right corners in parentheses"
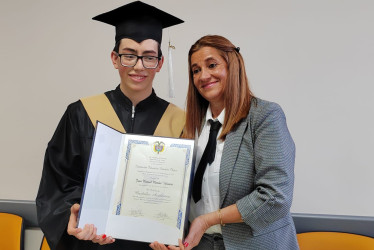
top-left (92, 1), bottom-right (184, 45)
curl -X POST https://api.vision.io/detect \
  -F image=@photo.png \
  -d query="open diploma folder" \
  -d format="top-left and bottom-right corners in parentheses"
top-left (78, 122), bottom-right (195, 245)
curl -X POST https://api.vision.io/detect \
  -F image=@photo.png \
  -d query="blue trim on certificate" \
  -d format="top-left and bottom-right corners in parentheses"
top-left (116, 203), bottom-right (121, 215)
top-left (170, 144), bottom-right (191, 166)
top-left (170, 144), bottom-right (192, 229)
top-left (117, 139), bottom-right (150, 214)
top-left (177, 209), bottom-right (183, 229)
top-left (126, 140), bottom-right (149, 159)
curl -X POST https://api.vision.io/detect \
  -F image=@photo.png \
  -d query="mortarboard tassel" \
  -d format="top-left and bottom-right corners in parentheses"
top-left (168, 41), bottom-right (175, 98)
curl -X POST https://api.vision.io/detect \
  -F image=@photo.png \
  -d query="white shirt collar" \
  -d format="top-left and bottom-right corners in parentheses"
top-left (205, 105), bottom-right (225, 125)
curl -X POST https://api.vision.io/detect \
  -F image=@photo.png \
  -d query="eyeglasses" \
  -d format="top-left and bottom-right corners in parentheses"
top-left (116, 53), bottom-right (161, 69)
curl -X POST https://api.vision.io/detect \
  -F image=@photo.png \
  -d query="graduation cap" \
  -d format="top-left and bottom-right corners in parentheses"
top-left (92, 1), bottom-right (184, 45)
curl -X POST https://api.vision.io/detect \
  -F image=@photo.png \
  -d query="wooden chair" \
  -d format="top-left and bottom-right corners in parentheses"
top-left (297, 232), bottom-right (374, 250)
top-left (40, 235), bottom-right (51, 250)
top-left (0, 212), bottom-right (24, 250)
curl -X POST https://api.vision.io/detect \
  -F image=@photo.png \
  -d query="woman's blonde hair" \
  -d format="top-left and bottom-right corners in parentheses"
top-left (183, 35), bottom-right (254, 140)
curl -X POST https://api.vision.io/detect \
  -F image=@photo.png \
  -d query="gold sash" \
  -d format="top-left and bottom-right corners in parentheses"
top-left (81, 94), bottom-right (126, 133)
top-left (80, 94), bottom-right (185, 138)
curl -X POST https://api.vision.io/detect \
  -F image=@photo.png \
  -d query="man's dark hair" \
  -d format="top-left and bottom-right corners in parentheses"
top-left (113, 40), bottom-right (163, 57)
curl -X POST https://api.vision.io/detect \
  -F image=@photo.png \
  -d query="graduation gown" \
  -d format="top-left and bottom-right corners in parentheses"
top-left (36, 86), bottom-right (184, 250)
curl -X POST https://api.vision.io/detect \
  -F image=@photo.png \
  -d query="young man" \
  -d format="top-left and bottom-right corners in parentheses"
top-left (36, 2), bottom-right (184, 249)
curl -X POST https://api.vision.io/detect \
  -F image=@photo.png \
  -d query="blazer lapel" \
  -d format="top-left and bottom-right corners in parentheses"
top-left (219, 119), bottom-right (248, 207)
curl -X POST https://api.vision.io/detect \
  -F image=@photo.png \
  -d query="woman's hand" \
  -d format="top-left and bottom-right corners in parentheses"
top-left (150, 212), bottom-right (214, 249)
top-left (150, 239), bottom-right (185, 250)
top-left (91, 233), bottom-right (115, 245)
top-left (67, 203), bottom-right (115, 245)
top-left (182, 214), bottom-right (211, 249)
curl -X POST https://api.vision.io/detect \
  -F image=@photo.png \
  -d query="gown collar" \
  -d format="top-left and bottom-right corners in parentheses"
top-left (114, 85), bottom-right (159, 111)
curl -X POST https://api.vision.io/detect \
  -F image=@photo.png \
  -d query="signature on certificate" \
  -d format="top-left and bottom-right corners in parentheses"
top-left (129, 208), bottom-right (144, 217)
top-left (154, 211), bottom-right (171, 221)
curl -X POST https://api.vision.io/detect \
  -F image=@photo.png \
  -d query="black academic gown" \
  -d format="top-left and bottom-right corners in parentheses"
top-left (36, 86), bottom-right (170, 250)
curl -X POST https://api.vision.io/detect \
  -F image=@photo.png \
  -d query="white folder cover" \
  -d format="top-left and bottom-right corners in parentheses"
top-left (78, 121), bottom-right (195, 245)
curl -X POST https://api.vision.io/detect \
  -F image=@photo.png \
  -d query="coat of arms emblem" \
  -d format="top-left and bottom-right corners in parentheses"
top-left (153, 141), bottom-right (165, 154)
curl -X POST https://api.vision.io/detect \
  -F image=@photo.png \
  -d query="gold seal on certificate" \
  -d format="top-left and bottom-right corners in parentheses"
top-left (78, 122), bottom-right (195, 246)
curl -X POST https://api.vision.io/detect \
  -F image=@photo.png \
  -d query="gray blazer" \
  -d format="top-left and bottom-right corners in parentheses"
top-left (219, 98), bottom-right (299, 249)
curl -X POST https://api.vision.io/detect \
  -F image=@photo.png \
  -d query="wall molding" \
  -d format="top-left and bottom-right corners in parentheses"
top-left (292, 212), bottom-right (374, 238)
top-left (0, 199), bottom-right (38, 227)
top-left (1, 199), bottom-right (373, 238)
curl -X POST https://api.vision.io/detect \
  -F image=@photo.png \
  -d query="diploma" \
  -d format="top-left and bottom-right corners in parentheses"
top-left (115, 139), bottom-right (188, 226)
top-left (78, 122), bottom-right (195, 245)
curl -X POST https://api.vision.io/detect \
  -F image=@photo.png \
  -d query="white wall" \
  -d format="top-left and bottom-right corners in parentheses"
top-left (1, 0), bottom-right (373, 217)
top-left (25, 228), bottom-right (44, 250)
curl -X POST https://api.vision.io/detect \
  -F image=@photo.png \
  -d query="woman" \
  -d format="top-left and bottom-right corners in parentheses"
top-left (150, 35), bottom-right (298, 250)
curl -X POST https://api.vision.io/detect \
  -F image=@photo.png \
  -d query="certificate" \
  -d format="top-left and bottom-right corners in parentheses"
top-left (78, 122), bottom-right (195, 245)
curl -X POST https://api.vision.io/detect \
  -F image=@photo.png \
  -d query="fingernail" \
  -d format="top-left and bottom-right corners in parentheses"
top-left (184, 242), bottom-right (189, 247)
top-left (102, 234), bottom-right (106, 239)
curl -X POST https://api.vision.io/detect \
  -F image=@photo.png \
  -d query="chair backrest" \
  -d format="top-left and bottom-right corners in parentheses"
top-left (0, 212), bottom-right (24, 250)
top-left (40, 236), bottom-right (51, 250)
top-left (297, 232), bottom-right (374, 250)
